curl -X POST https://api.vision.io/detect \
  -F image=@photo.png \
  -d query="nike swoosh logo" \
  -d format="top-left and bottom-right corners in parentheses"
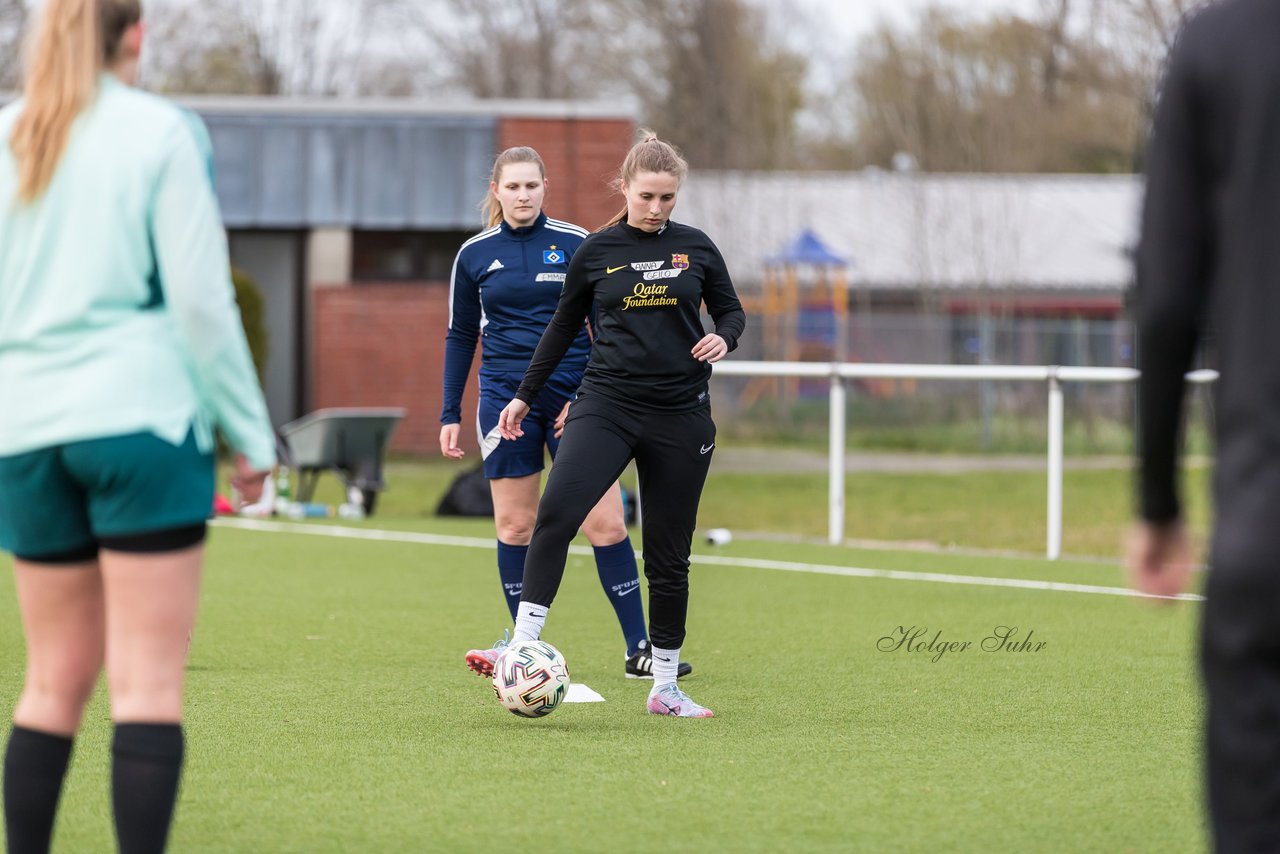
top-left (616, 586), bottom-right (640, 596)
top-left (506, 589), bottom-right (522, 597)
top-left (700, 444), bottom-right (715, 454)
top-left (606, 265), bottom-right (629, 274)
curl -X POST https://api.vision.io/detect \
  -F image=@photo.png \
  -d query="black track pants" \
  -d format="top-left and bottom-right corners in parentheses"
top-left (520, 392), bottom-right (716, 649)
top-left (1201, 530), bottom-right (1280, 851)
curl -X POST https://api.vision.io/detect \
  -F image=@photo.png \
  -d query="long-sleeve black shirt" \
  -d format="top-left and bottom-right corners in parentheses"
top-left (516, 220), bottom-right (746, 412)
top-left (1136, 0), bottom-right (1280, 524)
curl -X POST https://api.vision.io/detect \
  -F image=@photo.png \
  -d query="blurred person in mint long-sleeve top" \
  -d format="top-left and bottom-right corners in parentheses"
top-left (0, 1), bottom-right (275, 852)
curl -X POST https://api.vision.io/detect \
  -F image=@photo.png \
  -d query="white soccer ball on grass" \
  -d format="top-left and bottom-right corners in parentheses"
top-left (492, 640), bottom-right (570, 718)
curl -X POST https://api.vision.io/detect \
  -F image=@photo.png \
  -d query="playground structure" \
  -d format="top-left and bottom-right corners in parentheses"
top-left (743, 228), bottom-right (851, 408)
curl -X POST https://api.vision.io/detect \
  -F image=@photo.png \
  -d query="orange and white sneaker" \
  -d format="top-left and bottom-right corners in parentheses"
top-left (646, 684), bottom-right (714, 718)
top-left (465, 629), bottom-right (510, 678)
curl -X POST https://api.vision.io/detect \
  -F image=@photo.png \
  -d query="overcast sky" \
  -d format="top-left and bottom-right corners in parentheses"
top-left (793, 0), bottom-right (1043, 42)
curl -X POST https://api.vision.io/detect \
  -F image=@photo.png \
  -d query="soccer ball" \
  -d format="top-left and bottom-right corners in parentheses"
top-left (492, 640), bottom-right (570, 718)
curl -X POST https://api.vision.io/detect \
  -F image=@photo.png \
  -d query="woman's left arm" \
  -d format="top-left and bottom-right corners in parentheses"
top-left (701, 239), bottom-right (746, 352)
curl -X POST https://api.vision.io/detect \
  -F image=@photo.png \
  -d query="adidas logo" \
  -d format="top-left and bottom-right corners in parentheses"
top-left (487, 259), bottom-right (505, 272)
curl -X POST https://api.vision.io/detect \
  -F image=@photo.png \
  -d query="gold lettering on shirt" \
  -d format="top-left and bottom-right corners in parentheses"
top-left (621, 282), bottom-right (679, 310)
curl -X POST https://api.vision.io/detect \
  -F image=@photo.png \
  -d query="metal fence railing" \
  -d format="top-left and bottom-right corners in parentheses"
top-left (710, 360), bottom-right (1218, 558)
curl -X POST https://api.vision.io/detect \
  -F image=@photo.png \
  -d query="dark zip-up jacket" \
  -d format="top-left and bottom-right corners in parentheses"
top-left (1136, 0), bottom-right (1280, 525)
top-left (516, 219), bottom-right (746, 412)
top-left (440, 212), bottom-right (591, 424)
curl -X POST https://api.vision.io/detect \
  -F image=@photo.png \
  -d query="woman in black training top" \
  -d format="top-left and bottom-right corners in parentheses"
top-left (468, 131), bottom-right (745, 718)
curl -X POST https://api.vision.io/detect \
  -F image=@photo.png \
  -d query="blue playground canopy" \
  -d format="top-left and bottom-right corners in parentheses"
top-left (766, 228), bottom-right (848, 267)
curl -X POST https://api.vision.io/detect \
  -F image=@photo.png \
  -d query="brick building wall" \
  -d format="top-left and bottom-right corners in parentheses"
top-left (312, 283), bottom-right (478, 456)
top-left (310, 116), bottom-right (635, 456)
top-left (497, 117), bottom-right (634, 230)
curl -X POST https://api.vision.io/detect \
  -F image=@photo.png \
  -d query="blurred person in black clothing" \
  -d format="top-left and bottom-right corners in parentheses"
top-left (1130, 1), bottom-right (1280, 848)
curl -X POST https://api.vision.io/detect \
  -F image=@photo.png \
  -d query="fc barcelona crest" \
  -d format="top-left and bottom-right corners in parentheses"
top-left (671, 253), bottom-right (690, 270)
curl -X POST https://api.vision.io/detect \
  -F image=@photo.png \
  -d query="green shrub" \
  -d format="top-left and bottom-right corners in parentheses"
top-left (231, 267), bottom-right (269, 380)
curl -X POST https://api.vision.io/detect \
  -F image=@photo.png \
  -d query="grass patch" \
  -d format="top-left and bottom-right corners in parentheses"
top-left (280, 458), bottom-right (1211, 559)
top-left (0, 525), bottom-right (1205, 851)
top-left (702, 466), bottom-right (1211, 557)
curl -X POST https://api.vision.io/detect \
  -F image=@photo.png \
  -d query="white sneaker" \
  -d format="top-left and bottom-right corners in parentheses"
top-left (646, 684), bottom-right (714, 718)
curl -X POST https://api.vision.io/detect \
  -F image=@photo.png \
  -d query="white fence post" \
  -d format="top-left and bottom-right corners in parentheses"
top-left (707, 361), bottom-right (1217, 558)
top-left (829, 368), bottom-right (846, 545)
top-left (1047, 371), bottom-right (1064, 560)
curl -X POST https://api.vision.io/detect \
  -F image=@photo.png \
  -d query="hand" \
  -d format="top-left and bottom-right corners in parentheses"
top-left (230, 454), bottom-right (271, 507)
top-left (553, 400), bottom-right (571, 439)
top-left (692, 333), bottom-right (728, 363)
top-left (1125, 519), bottom-right (1194, 600)
top-left (439, 423), bottom-right (465, 459)
top-left (498, 399), bottom-right (530, 441)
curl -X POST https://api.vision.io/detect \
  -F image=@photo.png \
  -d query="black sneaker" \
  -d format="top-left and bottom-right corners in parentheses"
top-left (625, 640), bottom-right (693, 679)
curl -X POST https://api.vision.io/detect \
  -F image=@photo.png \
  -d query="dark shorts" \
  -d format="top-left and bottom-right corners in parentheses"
top-left (0, 430), bottom-right (213, 562)
top-left (476, 370), bottom-right (583, 480)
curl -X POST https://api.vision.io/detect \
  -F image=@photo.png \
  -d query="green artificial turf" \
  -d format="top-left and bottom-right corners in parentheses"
top-left (0, 522), bottom-right (1206, 852)
top-left (702, 466), bottom-right (1213, 558)
top-left (291, 457), bottom-right (1211, 559)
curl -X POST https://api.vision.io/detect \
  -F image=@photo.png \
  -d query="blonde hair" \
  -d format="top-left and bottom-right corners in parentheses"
top-left (482, 146), bottom-right (546, 227)
top-left (600, 130), bottom-right (689, 230)
top-left (11, 0), bottom-right (142, 202)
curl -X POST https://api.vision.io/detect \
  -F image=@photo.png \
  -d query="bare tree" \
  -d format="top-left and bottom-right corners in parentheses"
top-left (393, 0), bottom-right (808, 170)
top-left (602, 0), bottom-right (809, 169)
top-left (1085, 0), bottom-right (1213, 169)
top-left (0, 0), bottom-right (27, 91)
top-left (1038, 0), bottom-right (1073, 105)
top-left (394, 0), bottom-right (616, 100)
top-left (142, 0), bottom-right (263, 94)
top-left (1110, 0), bottom-right (1208, 54)
top-left (835, 6), bottom-right (1146, 173)
top-left (143, 0), bottom-right (405, 96)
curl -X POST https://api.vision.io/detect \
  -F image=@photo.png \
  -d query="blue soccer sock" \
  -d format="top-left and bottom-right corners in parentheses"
top-left (593, 538), bottom-right (648, 655)
top-left (496, 540), bottom-right (527, 622)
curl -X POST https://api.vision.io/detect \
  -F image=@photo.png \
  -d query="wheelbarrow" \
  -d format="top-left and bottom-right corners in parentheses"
top-left (279, 407), bottom-right (406, 516)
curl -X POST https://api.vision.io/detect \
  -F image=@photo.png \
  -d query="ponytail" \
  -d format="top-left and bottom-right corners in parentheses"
top-left (600, 207), bottom-right (628, 231)
top-left (598, 129), bottom-right (689, 231)
top-left (11, 0), bottom-right (141, 202)
top-left (481, 146), bottom-right (546, 227)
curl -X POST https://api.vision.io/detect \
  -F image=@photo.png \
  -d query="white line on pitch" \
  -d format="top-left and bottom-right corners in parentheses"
top-left (212, 518), bottom-right (1203, 603)
top-left (689, 554), bottom-right (1203, 601)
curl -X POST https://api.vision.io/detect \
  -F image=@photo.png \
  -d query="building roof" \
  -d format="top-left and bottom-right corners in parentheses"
top-left (177, 94), bottom-right (637, 120)
top-left (677, 172), bottom-right (1142, 291)
top-left (201, 110), bottom-right (496, 229)
top-left (192, 97), bottom-right (635, 229)
top-left (0, 91), bottom-right (636, 120)
top-left (0, 91), bottom-right (634, 230)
